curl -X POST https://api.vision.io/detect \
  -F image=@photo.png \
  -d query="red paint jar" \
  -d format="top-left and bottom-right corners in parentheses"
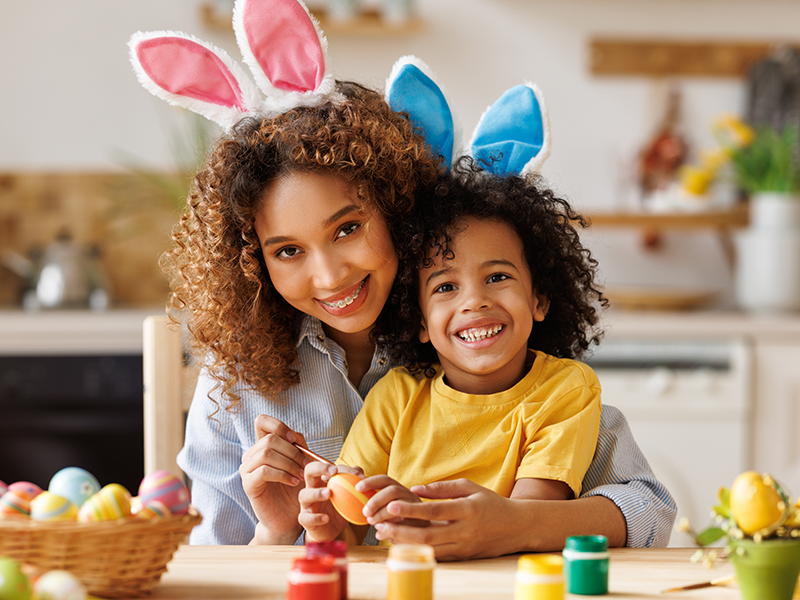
top-left (286, 556), bottom-right (340, 600)
top-left (306, 541), bottom-right (348, 600)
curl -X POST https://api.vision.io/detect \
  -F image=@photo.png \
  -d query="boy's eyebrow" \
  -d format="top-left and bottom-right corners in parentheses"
top-left (423, 258), bottom-right (519, 287)
top-left (261, 205), bottom-right (360, 248)
top-left (423, 267), bottom-right (450, 287)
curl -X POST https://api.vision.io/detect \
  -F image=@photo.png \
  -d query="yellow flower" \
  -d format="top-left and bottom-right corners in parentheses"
top-left (713, 114), bottom-right (755, 149)
top-left (679, 165), bottom-right (715, 195)
top-left (700, 148), bottom-right (728, 172)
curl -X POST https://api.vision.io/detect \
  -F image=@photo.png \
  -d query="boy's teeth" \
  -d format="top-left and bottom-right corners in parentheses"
top-left (458, 325), bottom-right (503, 342)
top-left (322, 279), bottom-right (365, 308)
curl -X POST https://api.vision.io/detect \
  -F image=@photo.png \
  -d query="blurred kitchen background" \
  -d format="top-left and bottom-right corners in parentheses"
top-left (2, 0), bottom-right (800, 545)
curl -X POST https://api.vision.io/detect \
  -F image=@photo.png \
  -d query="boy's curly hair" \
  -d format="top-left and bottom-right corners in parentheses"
top-left (161, 81), bottom-right (442, 413)
top-left (374, 157), bottom-right (607, 377)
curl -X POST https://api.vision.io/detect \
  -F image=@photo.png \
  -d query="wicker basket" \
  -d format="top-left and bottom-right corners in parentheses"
top-left (0, 510), bottom-right (201, 598)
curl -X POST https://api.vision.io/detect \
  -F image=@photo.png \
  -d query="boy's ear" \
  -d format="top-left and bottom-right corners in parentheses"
top-left (418, 318), bottom-right (430, 344)
top-left (533, 292), bottom-right (550, 322)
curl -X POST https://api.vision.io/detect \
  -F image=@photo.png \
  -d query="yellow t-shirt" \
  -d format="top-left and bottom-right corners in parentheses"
top-left (339, 350), bottom-right (601, 498)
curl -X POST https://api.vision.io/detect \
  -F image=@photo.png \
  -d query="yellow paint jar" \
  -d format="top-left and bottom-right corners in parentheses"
top-left (515, 554), bottom-right (565, 600)
top-left (386, 544), bottom-right (436, 600)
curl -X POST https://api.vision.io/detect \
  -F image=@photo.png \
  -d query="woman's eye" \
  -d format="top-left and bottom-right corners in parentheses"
top-left (488, 273), bottom-right (510, 283)
top-left (337, 223), bottom-right (361, 238)
top-left (434, 283), bottom-right (456, 294)
top-left (276, 246), bottom-right (301, 259)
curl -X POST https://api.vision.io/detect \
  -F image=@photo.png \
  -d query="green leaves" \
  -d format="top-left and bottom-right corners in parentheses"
top-left (731, 125), bottom-right (800, 194)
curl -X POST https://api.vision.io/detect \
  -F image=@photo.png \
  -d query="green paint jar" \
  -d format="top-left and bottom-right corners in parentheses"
top-left (562, 535), bottom-right (609, 595)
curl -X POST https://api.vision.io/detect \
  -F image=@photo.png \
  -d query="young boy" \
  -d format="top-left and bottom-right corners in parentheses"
top-left (298, 158), bottom-right (607, 552)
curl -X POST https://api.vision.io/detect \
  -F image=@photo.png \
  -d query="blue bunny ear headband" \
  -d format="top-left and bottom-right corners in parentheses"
top-left (385, 55), bottom-right (551, 176)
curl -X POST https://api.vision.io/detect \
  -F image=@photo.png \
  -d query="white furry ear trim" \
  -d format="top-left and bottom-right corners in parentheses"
top-left (520, 83), bottom-right (551, 176)
top-left (233, 0), bottom-right (333, 100)
top-left (129, 30), bottom-right (263, 130)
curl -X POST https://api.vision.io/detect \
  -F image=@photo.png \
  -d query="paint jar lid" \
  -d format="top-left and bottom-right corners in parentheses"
top-left (307, 540), bottom-right (348, 558)
top-left (291, 556), bottom-right (338, 574)
top-left (564, 535), bottom-right (608, 553)
top-left (517, 554), bottom-right (563, 575)
top-left (387, 544), bottom-right (436, 564)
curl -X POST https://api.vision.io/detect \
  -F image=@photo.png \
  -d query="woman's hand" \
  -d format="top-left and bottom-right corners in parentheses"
top-left (358, 475), bottom-right (427, 531)
top-left (298, 462), bottom-right (352, 543)
top-left (240, 415), bottom-right (311, 545)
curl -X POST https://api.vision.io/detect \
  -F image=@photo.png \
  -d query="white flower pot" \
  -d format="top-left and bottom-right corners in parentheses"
top-left (735, 193), bottom-right (800, 312)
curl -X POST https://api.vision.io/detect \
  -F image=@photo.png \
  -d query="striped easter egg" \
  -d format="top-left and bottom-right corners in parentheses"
top-left (0, 490), bottom-right (31, 519)
top-left (30, 491), bottom-right (77, 522)
top-left (134, 500), bottom-right (172, 521)
top-left (77, 483), bottom-right (132, 522)
top-left (7, 481), bottom-right (43, 501)
top-left (138, 471), bottom-right (190, 515)
top-left (327, 473), bottom-right (375, 526)
top-left (0, 480), bottom-right (7, 496)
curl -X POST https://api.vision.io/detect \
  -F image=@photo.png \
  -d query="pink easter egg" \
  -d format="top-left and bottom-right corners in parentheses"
top-left (77, 484), bottom-right (132, 522)
top-left (138, 471), bottom-right (190, 515)
top-left (0, 490), bottom-right (31, 518)
top-left (0, 480), bottom-right (7, 496)
top-left (8, 481), bottom-right (43, 501)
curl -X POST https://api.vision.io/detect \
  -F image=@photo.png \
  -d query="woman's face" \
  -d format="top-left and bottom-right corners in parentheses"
top-left (255, 171), bottom-right (398, 341)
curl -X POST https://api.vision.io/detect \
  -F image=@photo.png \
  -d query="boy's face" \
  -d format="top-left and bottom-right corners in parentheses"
top-left (418, 217), bottom-right (548, 395)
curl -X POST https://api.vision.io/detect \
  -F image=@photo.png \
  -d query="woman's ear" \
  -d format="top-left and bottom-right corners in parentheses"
top-left (533, 292), bottom-right (550, 322)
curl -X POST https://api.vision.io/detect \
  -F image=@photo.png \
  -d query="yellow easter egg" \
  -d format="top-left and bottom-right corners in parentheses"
top-left (729, 471), bottom-right (786, 536)
top-left (77, 483), bottom-right (132, 522)
top-left (30, 491), bottom-right (77, 522)
top-left (327, 473), bottom-right (375, 526)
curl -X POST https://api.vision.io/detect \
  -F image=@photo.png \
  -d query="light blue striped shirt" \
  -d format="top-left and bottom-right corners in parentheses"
top-left (178, 314), bottom-right (676, 548)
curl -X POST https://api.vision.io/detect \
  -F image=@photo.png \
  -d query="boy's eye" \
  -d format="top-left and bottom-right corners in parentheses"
top-left (337, 222), bottom-right (361, 238)
top-left (488, 273), bottom-right (510, 283)
top-left (434, 283), bottom-right (456, 294)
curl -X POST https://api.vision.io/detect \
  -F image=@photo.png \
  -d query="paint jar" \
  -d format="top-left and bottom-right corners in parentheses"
top-left (515, 554), bottom-right (564, 600)
top-left (386, 543), bottom-right (436, 600)
top-left (563, 535), bottom-right (609, 595)
top-left (306, 540), bottom-right (348, 600)
top-left (286, 556), bottom-right (340, 600)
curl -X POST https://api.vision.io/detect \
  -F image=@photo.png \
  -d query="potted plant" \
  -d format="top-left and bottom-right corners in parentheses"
top-left (682, 471), bottom-right (800, 600)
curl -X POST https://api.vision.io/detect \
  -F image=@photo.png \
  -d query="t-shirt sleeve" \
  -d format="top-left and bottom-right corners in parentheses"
top-left (338, 369), bottom-right (407, 477)
top-left (516, 364), bottom-right (602, 496)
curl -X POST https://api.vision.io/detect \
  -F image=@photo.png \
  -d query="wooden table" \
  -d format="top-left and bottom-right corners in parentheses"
top-left (143, 545), bottom-right (741, 599)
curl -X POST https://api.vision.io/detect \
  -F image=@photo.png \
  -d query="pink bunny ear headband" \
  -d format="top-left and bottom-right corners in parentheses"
top-left (385, 55), bottom-right (552, 176)
top-left (129, 0), bottom-right (343, 131)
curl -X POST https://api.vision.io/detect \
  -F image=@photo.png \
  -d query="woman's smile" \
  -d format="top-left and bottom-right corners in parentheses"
top-left (318, 276), bottom-right (368, 313)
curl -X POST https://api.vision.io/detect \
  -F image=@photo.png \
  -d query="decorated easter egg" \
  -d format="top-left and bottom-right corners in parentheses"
top-left (729, 471), bottom-right (789, 535)
top-left (48, 467), bottom-right (100, 509)
top-left (30, 492), bottom-right (77, 522)
top-left (33, 570), bottom-right (86, 600)
top-left (77, 484), bottom-right (132, 522)
top-left (138, 471), bottom-right (190, 516)
top-left (0, 490), bottom-right (31, 519)
top-left (133, 500), bottom-right (172, 521)
top-left (0, 557), bottom-right (31, 600)
top-left (0, 480), bottom-right (7, 496)
top-left (327, 473), bottom-right (375, 526)
top-left (7, 481), bottom-right (43, 501)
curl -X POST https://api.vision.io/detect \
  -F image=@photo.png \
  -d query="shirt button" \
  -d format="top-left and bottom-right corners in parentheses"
top-left (343, 361), bottom-right (348, 369)
top-left (379, 358), bottom-right (387, 366)
top-left (316, 335), bottom-right (324, 342)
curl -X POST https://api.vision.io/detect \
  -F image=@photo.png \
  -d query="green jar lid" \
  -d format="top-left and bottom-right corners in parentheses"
top-left (564, 535), bottom-right (608, 553)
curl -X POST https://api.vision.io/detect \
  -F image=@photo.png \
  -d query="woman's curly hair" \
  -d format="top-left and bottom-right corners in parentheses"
top-left (374, 157), bottom-right (607, 377)
top-left (161, 81), bottom-right (442, 413)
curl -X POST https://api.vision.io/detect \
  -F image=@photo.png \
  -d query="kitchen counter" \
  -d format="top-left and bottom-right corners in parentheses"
top-left (0, 308), bottom-right (164, 355)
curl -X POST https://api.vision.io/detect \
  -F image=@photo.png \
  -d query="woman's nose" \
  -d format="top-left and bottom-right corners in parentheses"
top-left (311, 251), bottom-right (349, 291)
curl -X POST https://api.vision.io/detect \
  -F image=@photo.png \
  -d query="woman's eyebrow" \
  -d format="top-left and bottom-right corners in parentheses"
top-left (261, 205), bottom-right (361, 248)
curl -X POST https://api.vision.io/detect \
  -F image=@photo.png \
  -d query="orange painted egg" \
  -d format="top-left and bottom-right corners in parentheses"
top-left (0, 490), bottom-right (31, 519)
top-left (133, 499), bottom-right (172, 521)
top-left (77, 483), bottom-right (132, 522)
top-left (327, 473), bottom-right (375, 526)
top-left (30, 492), bottom-right (77, 522)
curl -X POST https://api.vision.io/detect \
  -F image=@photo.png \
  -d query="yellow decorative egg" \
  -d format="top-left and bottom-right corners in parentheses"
top-left (77, 483), bottom-right (132, 522)
top-left (30, 492), bottom-right (77, 522)
top-left (729, 471), bottom-right (786, 535)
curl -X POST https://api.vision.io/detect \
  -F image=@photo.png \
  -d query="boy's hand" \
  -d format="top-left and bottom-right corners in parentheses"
top-left (297, 462), bottom-right (351, 543)
top-left (358, 475), bottom-right (429, 531)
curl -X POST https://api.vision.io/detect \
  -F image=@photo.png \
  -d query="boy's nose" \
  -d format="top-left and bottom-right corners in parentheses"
top-left (461, 286), bottom-right (491, 311)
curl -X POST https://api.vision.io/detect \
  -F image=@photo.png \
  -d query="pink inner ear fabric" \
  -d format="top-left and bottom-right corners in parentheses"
top-left (244, 0), bottom-right (324, 93)
top-left (138, 38), bottom-right (245, 109)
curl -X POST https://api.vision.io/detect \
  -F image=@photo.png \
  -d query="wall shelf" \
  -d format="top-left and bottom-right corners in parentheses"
top-left (590, 38), bottom-right (800, 77)
top-left (200, 2), bottom-right (424, 36)
top-left (584, 203), bottom-right (749, 230)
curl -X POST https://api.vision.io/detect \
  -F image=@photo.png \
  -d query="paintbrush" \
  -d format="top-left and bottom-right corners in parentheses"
top-left (293, 442), bottom-right (335, 466)
top-left (661, 574), bottom-right (735, 594)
